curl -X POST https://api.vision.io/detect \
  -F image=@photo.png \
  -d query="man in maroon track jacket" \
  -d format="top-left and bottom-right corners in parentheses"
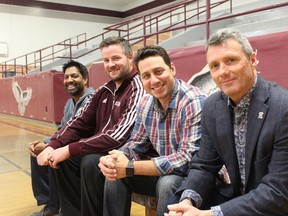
top-left (37, 37), bottom-right (145, 216)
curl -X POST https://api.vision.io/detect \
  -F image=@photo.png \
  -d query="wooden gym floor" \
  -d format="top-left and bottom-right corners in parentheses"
top-left (0, 113), bottom-right (144, 216)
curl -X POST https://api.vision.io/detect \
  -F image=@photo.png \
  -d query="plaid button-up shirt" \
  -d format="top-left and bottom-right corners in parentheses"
top-left (121, 79), bottom-right (206, 175)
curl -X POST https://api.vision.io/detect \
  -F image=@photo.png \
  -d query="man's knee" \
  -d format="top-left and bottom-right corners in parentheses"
top-left (81, 154), bottom-right (107, 184)
top-left (157, 175), bottom-right (183, 193)
top-left (30, 155), bottom-right (40, 170)
top-left (105, 178), bottom-right (126, 192)
top-left (81, 154), bottom-right (104, 172)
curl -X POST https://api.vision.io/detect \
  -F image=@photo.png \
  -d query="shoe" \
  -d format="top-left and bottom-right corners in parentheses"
top-left (30, 206), bottom-right (61, 216)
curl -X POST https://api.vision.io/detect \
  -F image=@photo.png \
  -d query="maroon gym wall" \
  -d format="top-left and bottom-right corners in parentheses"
top-left (0, 71), bottom-right (69, 123)
top-left (0, 31), bottom-right (287, 124)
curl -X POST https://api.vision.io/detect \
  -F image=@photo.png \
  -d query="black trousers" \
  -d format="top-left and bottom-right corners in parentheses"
top-left (30, 156), bottom-right (60, 213)
top-left (55, 153), bottom-right (106, 216)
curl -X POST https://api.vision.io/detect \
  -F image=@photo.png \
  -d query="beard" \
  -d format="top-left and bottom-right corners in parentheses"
top-left (65, 83), bottom-right (84, 97)
top-left (107, 62), bottom-right (131, 83)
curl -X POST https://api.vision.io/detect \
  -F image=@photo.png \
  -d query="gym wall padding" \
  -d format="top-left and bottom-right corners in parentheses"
top-left (0, 70), bottom-right (69, 124)
top-left (1, 31), bottom-right (287, 123)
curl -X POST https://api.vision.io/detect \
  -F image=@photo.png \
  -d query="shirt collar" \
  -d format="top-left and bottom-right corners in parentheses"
top-left (228, 75), bottom-right (258, 110)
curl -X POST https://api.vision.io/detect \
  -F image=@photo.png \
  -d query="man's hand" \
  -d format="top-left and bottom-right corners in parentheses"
top-left (165, 200), bottom-right (212, 216)
top-left (37, 146), bottom-right (54, 166)
top-left (48, 145), bottom-right (70, 169)
top-left (109, 150), bottom-right (129, 179)
top-left (98, 153), bottom-right (118, 181)
top-left (28, 140), bottom-right (46, 157)
top-left (98, 149), bottom-right (130, 180)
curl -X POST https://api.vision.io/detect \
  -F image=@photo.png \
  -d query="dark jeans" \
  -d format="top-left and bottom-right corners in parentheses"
top-left (55, 153), bottom-right (106, 216)
top-left (104, 174), bottom-right (184, 216)
top-left (30, 156), bottom-right (60, 213)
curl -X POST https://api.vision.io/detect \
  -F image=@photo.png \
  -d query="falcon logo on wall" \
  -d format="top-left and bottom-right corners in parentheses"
top-left (12, 80), bottom-right (32, 116)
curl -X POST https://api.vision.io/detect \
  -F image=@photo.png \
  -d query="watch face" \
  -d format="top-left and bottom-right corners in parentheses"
top-left (126, 161), bottom-right (134, 177)
top-left (126, 168), bottom-right (134, 177)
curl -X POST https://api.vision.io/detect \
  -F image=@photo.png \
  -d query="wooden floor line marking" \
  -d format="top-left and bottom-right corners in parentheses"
top-left (0, 154), bottom-right (31, 177)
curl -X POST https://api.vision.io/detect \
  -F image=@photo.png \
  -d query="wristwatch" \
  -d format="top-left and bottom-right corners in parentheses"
top-left (126, 160), bottom-right (134, 177)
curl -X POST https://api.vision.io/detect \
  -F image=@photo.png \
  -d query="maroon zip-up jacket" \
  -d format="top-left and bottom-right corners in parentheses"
top-left (48, 70), bottom-right (145, 157)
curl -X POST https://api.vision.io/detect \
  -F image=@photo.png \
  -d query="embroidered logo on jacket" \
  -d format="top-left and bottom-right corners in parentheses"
top-left (258, 112), bottom-right (264, 119)
top-left (102, 98), bottom-right (107, 103)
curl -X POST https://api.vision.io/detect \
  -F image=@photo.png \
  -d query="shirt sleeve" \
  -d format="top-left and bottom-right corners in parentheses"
top-left (211, 206), bottom-right (224, 216)
top-left (180, 189), bottom-right (202, 208)
top-left (120, 105), bottom-right (157, 160)
top-left (69, 80), bottom-right (144, 156)
top-left (122, 93), bottom-right (206, 175)
top-left (49, 78), bottom-right (145, 157)
top-left (43, 99), bottom-right (71, 145)
top-left (153, 96), bottom-right (205, 175)
top-left (180, 190), bottom-right (224, 216)
top-left (58, 99), bottom-right (71, 129)
top-left (48, 92), bottom-right (96, 150)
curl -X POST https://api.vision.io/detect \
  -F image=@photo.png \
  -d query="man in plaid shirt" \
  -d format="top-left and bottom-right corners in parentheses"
top-left (99, 45), bottom-right (207, 216)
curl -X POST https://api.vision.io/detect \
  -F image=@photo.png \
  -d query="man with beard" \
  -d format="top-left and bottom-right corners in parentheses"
top-left (37, 37), bottom-right (145, 216)
top-left (29, 60), bottom-right (94, 216)
top-left (99, 45), bottom-right (206, 216)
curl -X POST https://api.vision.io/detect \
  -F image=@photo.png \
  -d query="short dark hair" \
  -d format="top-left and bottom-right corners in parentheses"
top-left (99, 37), bottom-right (132, 56)
top-left (62, 60), bottom-right (89, 78)
top-left (133, 45), bottom-right (171, 72)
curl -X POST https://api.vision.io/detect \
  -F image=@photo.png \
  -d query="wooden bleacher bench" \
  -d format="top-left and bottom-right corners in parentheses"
top-left (132, 193), bottom-right (157, 216)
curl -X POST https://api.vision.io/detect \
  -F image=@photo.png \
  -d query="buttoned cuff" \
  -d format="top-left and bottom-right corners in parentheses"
top-left (211, 206), bottom-right (224, 216)
top-left (179, 189), bottom-right (202, 208)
